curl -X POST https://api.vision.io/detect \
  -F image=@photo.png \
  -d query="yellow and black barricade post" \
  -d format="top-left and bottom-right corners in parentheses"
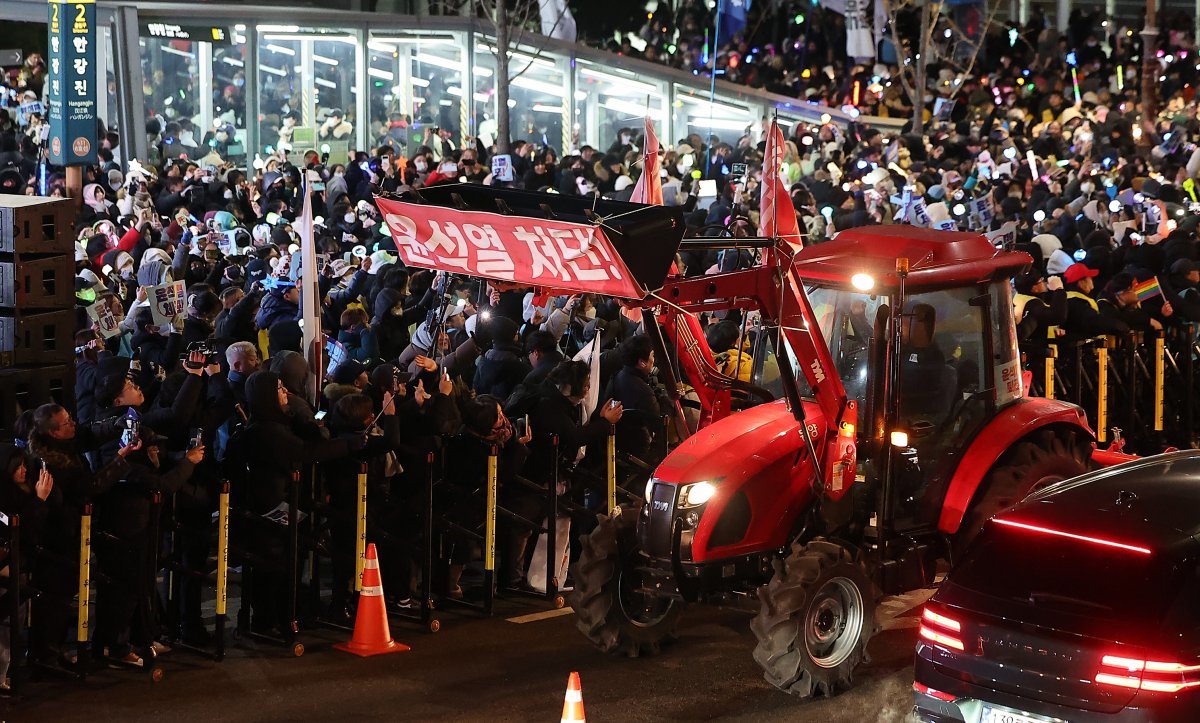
top-left (484, 445), bottom-right (498, 614)
top-left (355, 462), bottom-right (368, 592)
top-left (1155, 332), bottom-right (1166, 432)
top-left (215, 481), bottom-right (230, 661)
top-left (1096, 338), bottom-right (1110, 443)
top-left (422, 451), bottom-right (440, 632)
top-left (77, 503), bottom-right (93, 674)
top-left (285, 470), bottom-right (303, 656)
top-left (1044, 343), bottom-right (1057, 400)
top-left (607, 424), bottom-right (617, 514)
top-left (546, 434), bottom-right (561, 606)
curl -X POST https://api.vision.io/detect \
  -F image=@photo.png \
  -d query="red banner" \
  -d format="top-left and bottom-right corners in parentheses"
top-left (375, 197), bottom-right (646, 299)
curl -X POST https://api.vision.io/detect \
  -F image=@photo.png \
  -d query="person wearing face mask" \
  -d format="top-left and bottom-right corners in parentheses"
top-left (674, 143), bottom-right (696, 176)
top-left (606, 334), bottom-right (671, 467)
top-left (408, 152), bottom-right (432, 186)
top-left (325, 164), bottom-right (349, 217)
top-left (561, 294), bottom-right (600, 357)
top-left (78, 183), bottom-right (117, 227)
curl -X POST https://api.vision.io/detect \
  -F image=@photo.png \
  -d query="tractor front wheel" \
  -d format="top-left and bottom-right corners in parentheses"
top-left (954, 429), bottom-right (1093, 554)
top-left (751, 539), bottom-right (876, 698)
top-left (570, 505), bottom-right (683, 657)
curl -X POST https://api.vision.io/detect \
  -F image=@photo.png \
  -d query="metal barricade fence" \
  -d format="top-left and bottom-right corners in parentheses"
top-left (1025, 325), bottom-right (1199, 452)
top-left (6, 413), bottom-right (650, 695)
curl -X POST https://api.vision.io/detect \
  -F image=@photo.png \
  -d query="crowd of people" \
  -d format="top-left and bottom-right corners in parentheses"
top-left (0, 3), bottom-right (1197, 688)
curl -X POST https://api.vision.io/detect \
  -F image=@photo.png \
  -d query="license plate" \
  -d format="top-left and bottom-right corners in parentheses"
top-left (981, 706), bottom-right (1054, 723)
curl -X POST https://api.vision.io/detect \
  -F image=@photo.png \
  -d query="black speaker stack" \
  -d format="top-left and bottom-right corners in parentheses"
top-left (0, 196), bottom-right (77, 438)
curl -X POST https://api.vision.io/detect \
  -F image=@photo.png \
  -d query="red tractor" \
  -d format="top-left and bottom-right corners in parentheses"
top-left (376, 186), bottom-right (1100, 699)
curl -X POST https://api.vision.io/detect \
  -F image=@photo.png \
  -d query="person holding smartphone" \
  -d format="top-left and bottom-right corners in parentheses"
top-left (25, 404), bottom-right (134, 668)
top-left (0, 443), bottom-right (54, 688)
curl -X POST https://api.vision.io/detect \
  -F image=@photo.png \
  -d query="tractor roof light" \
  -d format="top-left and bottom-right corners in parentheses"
top-left (851, 273), bottom-right (875, 291)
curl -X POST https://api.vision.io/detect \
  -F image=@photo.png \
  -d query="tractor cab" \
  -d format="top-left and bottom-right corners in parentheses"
top-left (756, 227), bottom-right (1030, 532)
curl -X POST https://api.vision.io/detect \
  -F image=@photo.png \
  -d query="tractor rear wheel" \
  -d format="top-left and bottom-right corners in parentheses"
top-left (570, 505), bottom-right (683, 657)
top-left (954, 429), bottom-right (1093, 553)
top-left (751, 539), bottom-right (876, 698)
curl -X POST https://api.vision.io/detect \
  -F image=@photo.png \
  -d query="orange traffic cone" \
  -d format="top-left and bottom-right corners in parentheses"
top-left (334, 543), bottom-right (410, 656)
top-left (560, 671), bottom-right (586, 723)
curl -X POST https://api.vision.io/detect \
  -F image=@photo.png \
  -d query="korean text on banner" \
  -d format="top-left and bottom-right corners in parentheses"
top-left (47, 0), bottom-right (97, 166)
top-left (376, 197), bottom-right (646, 300)
top-left (87, 301), bottom-right (122, 339)
top-left (149, 280), bottom-right (187, 333)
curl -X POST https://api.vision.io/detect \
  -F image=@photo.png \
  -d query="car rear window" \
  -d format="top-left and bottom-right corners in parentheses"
top-left (952, 522), bottom-right (1184, 622)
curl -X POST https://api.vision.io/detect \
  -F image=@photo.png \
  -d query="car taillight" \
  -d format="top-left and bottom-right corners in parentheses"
top-left (1095, 654), bottom-right (1200, 694)
top-left (919, 607), bottom-right (965, 652)
top-left (913, 681), bottom-right (956, 702)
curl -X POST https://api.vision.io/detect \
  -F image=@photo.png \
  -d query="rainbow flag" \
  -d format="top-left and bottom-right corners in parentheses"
top-left (1134, 276), bottom-right (1163, 302)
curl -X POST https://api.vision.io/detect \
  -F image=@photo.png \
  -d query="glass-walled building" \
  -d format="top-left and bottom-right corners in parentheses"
top-left (3, 0), bottom-right (902, 169)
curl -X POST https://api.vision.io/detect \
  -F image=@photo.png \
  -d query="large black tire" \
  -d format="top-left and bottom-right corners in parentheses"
top-left (751, 539), bottom-right (876, 698)
top-left (569, 505), bottom-right (683, 657)
top-left (954, 428), bottom-right (1093, 553)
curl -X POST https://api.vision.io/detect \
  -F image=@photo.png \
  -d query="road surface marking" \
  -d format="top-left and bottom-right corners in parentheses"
top-left (506, 607), bottom-right (575, 624)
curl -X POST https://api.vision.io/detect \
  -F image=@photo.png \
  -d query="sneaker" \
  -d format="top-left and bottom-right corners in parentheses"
top-left (119, 651), bottom-right (144, 668)
top-left (150, 641), bottom-right (172, 656)
top-left (391, 596), bottom-right (418, 610)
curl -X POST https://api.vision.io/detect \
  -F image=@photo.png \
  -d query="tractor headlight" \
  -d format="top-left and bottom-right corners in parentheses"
top-left (680, 481), bottom-right (716, 507)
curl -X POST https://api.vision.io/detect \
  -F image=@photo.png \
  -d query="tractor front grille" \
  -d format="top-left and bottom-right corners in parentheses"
top-left (638, 481), bottom-right (677, 559)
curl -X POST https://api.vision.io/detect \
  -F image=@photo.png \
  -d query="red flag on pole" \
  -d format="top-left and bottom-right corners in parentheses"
top-left (760, 118), bottom-right (803, 251)
top-left (629, 116), bottom-right (663, 206)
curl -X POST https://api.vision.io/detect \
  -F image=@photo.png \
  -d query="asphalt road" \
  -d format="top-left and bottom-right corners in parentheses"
top-left (14, 588), bottom-right (931, 722)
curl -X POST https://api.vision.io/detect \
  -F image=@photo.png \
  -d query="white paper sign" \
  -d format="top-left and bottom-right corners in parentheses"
top-left (149, 280), bottom-right (186, 333)
top-left (491, 154), bottom-right (514, 183)
top-left (87, 301), bottom-right (123, 339)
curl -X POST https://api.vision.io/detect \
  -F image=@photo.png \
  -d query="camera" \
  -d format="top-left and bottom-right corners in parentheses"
top-left (181, 341), bottom-right (219, 367)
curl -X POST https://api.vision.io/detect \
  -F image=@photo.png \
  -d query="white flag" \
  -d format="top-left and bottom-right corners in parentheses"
top-left (538, 0), bottom-right (577, 42)
top-left (572, 335), bottom-right (601, 420)
top-left (298, 170), bottom-right (322, 403)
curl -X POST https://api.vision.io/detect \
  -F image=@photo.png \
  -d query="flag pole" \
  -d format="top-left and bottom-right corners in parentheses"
top-left (705, 0), bottom-right (723, 178)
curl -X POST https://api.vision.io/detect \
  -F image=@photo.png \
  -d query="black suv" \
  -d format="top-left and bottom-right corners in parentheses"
top-left (914, 451), bottom-right (1200, 723)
